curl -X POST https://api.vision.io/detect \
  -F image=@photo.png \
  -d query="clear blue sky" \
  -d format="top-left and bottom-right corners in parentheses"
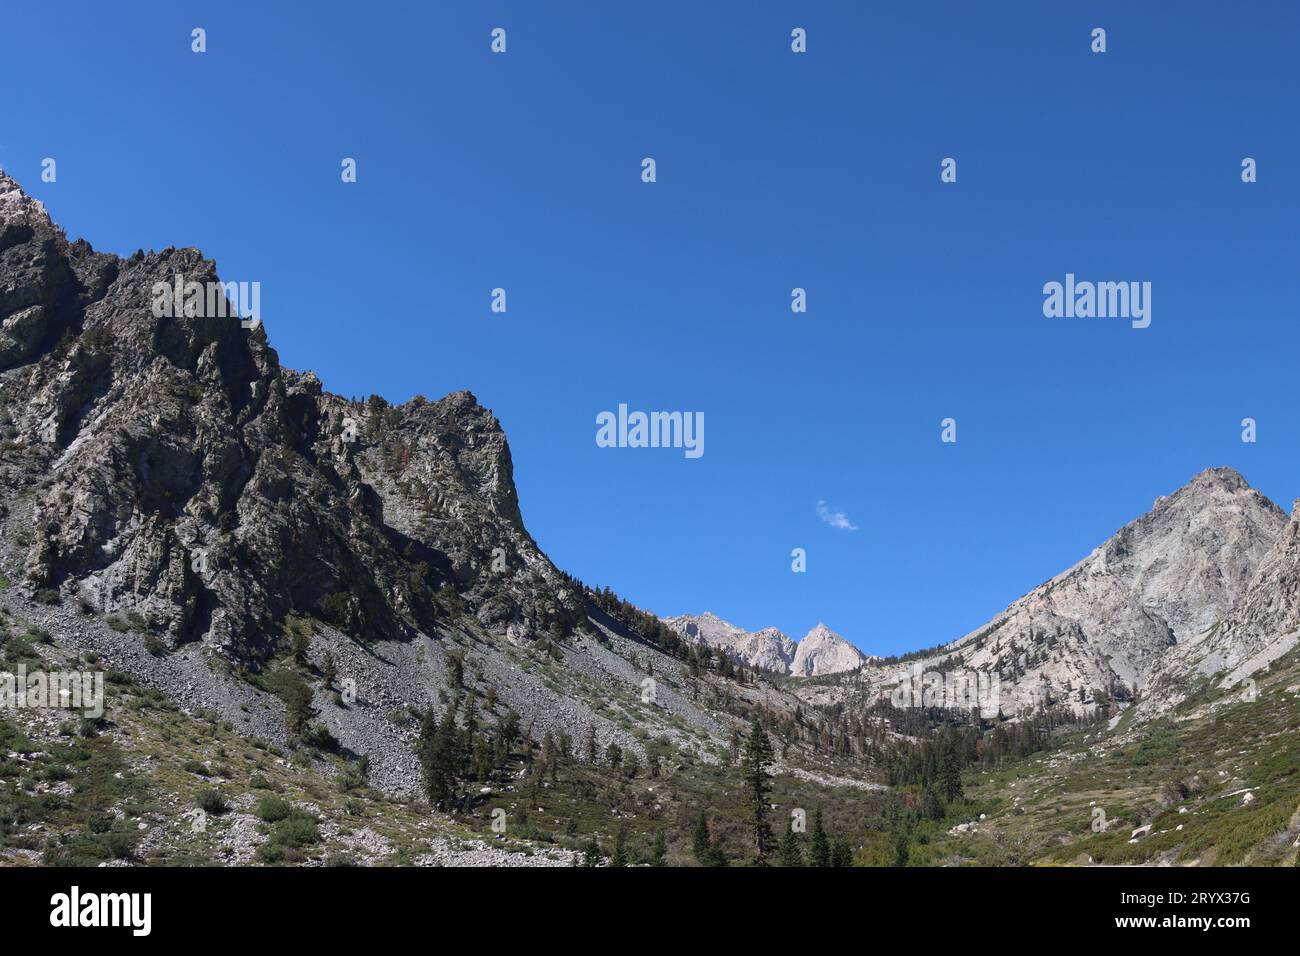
top-left (4, 1), bottom-right (1298, 655)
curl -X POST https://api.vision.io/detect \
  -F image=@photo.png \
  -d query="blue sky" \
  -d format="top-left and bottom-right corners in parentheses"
top-left (4, 1), bottom-right (1298, 655)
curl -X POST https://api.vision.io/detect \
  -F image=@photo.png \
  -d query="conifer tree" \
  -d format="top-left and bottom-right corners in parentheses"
top-left (830, 837), bottom-right (853, 867)
top-left (922, 786), bottom-right (944, 821)
top-left (779, 826), bottom-right (803, 867)
top-left (809, 809), bottom-right (831, 867)
top-left (692, 812), bottom-right (725, 866)
top-left (416, 705), bottom-right (462, 810)
top-left (940, 740), bottom-right (964, 802)
top-left (741, 715), bottom-right (775, 865)
top-left (651, 829), bottom-right (667, 866)
top-left (612, 823), bottom-right (629, 867)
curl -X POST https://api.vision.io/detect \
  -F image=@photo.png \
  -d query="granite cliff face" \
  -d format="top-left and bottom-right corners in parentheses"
top-left (0, 169), bottom-right (581, 664)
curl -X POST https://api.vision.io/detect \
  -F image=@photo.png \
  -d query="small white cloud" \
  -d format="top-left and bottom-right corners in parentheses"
top-left (816, 500), bottom-right (857, 531)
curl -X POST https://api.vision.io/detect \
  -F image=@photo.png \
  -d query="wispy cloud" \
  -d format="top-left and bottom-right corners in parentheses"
top-left (816, 500), bottom-right (857, 531)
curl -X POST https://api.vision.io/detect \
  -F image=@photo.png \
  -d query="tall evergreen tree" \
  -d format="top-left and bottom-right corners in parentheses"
top-left (940, 739), bottom-right (964, 802)
top-left (416, 705), bottom-right (462, 810)
top-left (922, 786), bottom-right (945, 821)
top-left (809, 809), bottom-right (831, 867)
top-left (692, 812), bottom-right (725, 867)
top-left (651, 829), bottom-right (667, 867)
top-left (830, 838), bottom-right (853, 867)
top-left (779, 826), bottom-right (803, 867)
top-left (611, 823), bottom-right (629, 867)
top-left (741, 715), bottom-right (775, 865)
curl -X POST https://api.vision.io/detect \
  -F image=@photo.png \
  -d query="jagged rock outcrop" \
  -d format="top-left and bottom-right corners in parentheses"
top-left (0, 169), bottom-right (582, 662)
top-left (663, 613), bottom-right (867, 676)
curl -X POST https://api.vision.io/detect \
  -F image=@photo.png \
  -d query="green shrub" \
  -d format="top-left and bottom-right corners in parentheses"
top-left (271, 815), bottom-right (319, 848)
top-left (196, 788), bottom-right (229, 815)
top-left (300, 724), bottom-right (340, 753)
top-left (256, 796), bottom-right (293, 823)
top-left (106, 831), bottom-right (136, 860)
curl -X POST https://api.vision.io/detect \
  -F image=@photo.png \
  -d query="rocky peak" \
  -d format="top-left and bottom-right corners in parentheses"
top-left (791, 622), bottom-right (867, 676)
top-left (662, 613), bottom-right (797, 674)
top-left (860, 467), bottom-right (1287, 717)
top-left (663, 613), bottom-right (866, 676)
top-left (0, 168), bottom-right (52, 230)
top-left (0, 170), bottom-right (579, 662)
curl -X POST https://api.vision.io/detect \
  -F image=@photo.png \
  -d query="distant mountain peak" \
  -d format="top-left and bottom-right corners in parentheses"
top-left (792, 622), bottom-right (867, 676)
top-left (662, 613), bottom-right (866, 677)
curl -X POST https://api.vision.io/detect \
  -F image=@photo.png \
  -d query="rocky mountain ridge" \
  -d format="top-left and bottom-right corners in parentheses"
top-left (837, 467), bottom-right (1290, 718)
top-left (0, 168), bottom-right (581, 663)
top-left (662, 612), bottom-right (869, 677)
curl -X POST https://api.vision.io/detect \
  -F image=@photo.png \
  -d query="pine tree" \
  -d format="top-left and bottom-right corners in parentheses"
top-left (416, 705), bottom-right (462, 810)
top-left (809, 809), bottom-right (831, 867)
top-left (416, 708), bottom-right (441, 805)
top-left (893, 831), bottom-right (910, 867)
top-left (692, 812), bottom-right (723, 866)
top-left (463, 697), bottom-right (479, 739)
top-left (830, 837), bottom-right (852, 867)
top-left (282, 676), bottom-right (316, 737)
top-left (651, 829), bottom-right (667, 866)
top-left (922, 786), bottom-right (944, 821)
top-left (612, 823), bottom-right (629, 867)
top-left (741, 715), bottom-right (775, 865)
top-left (940, 740), bottom-right (964, 802)
top-left (321, 653), bottom-right (337, 689)
top-left (779, 826), bottom-right (803, 867)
